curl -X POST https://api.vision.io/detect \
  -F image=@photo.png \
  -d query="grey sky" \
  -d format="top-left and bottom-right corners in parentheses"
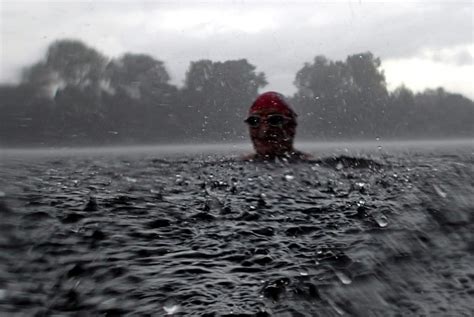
top-left (1, 0), bottom-right (473, 98)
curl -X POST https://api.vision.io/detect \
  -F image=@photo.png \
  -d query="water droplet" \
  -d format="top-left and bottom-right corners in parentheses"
top-left (327, 298), bottom-right (345, 315)
top-left (335, 271), bottom-right (352, 284)
top-left (0, 191), bottom-right (5, 198)
top-left (284, 174), bottom-right (295, 181)
top-left (163, 298), bottom-right (180, 315)
top-left (164, 304), bottom-right (180, 315)
top-left (175, 174), bottom-right (185, 185)
top-left (432, 184), bottom-right (447, 198)
top-left (374, 215), bottom-right (388, 228)
top-left (0, 289), bottom-right (6, 300)
top-left (299, 271), bottom-right (308, 276)
top-left (124, 176), bottom-right (137, 183)
top-left (336, 162), bottom-right (344, 170)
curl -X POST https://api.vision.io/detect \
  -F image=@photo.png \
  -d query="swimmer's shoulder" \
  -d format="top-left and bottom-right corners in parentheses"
top-left (241, 150), bottom-right (313, 162)
top-left (241, 153), bottom-right (257, 161)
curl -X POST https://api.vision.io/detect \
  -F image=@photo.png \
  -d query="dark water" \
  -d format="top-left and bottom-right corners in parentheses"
top-left (1, 141), bottom-right (473, 316)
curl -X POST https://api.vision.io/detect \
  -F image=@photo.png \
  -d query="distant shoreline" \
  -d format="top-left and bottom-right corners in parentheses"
top-left (1, 138), bottom-right (473, 158)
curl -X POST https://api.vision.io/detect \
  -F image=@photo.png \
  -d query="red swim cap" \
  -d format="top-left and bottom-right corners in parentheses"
top-left (249, 91), bottom-right (296, 118)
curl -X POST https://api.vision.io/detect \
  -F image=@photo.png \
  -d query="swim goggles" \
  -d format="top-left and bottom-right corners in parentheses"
top-left (244, 114), bottom-right (292, 128)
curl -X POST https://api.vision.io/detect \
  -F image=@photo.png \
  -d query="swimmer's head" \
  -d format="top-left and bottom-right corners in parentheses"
top-left (245, 91), bottom-right (297, 158)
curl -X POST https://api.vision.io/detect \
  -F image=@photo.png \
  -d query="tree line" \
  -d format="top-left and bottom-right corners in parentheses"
top-left (0, 39), bottom-right (472, 147)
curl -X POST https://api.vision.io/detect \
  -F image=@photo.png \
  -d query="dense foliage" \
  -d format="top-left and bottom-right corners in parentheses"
top-left (0, 39), bottom-right (472, 146)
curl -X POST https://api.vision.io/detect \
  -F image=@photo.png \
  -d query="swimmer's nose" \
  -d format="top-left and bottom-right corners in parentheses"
top-left (257, 123), bottom-right (271, 138)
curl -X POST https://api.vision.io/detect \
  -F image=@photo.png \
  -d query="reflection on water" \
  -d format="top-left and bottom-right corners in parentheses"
top-left (0, 140), bottom-right (473, 315)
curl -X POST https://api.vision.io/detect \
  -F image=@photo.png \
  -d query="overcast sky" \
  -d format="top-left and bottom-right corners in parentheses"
top-left (1, 0), bottom-right (473, 99)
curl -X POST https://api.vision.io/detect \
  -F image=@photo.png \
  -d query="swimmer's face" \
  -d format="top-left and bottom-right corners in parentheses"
top-left (246, 107), bottom-right (296, 157)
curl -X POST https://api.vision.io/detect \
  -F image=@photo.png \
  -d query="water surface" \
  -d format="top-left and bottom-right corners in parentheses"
top-left (1, 140), bottom-right (473, 316)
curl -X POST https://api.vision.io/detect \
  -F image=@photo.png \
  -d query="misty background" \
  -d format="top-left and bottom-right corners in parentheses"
top-left (0, 1), bottom-right (473, 147)
top-left (1, 38), bottom-right (473, 147)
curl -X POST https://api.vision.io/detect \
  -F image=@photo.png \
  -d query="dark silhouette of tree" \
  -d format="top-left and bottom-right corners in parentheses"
top-left (104, 53), bottom-right (181, 143)
top-left (345, 53), bottom-right (389, 137)
top-left (22, 39), bottom-right (109, 97)
top-left (293, 52), bottom-right (389, 139)
top-left (14, 39), bottom-right (111, 145)
top-left (386, 85), bottom-right (416, 138)
top-left (1, 38), bottom-right (473, 147)
top-left (180, 59), bottom-right (267, 141)
top-left (411, 88), bottom-right (474, 137)
top-left (292, 56), bottom-right (351, 138)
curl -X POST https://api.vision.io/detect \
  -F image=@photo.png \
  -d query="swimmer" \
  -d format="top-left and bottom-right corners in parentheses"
top-left (243, 91), bottom-right (310, 161)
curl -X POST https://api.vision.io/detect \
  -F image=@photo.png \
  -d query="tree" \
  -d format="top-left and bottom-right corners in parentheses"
top-left (345, 52), bottom-right (389, 137)
top-left (22, 39), bottom-right (109, 97)
top-left (180, 59), bottom-right (267, 141)
top-left (386, 85), bottom-right (416, 137)
top-left (104, 53), bottom-right (181, 142)
top-left (292, 52), bottom-right (389, 139)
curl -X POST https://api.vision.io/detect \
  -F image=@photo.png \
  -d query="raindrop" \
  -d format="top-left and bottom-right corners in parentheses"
top-left (328, 298), bottom-right (345, 315)
top-left (374, 214), bottom-right (388, 228)
top-left (164, 304), bottom-right (180, 315)
top-left (336, 162), bottom-right (344, 170)
top-left (0, 191), bottom-right (5, 198)
top-left (299, 271), bottom-right (308, 276)
top-left (284, 174), bottom-right (295, 181)
top-left (175, 174), bottom-right (184, 185)
top-left (432, 184), bottom-right (447, 198)
top-left (124, 176), bottom-right (137, 183)
top-left (0, 289), bottom-right (6, 300)
top-left (163, 298), bottom-right (180, 315)
top-left (257, 193), bottom-right (268, 208)
top-left (376, 136), bottom-right (380, 141)
top-left (335, 271), bottom-right (352, 285)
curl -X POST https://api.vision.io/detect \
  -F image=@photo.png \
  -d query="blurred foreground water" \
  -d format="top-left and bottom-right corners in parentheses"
top-left (0, 140), bottom-right (473, 316)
